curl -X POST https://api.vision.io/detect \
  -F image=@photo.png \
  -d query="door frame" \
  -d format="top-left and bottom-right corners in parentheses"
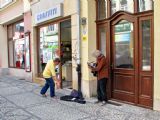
top-left (96, 11), bottom-right (154, 108)
top-left (110, 13), bottom-right (138, 104)
top-left (36, 17), bottom-right (71, 85)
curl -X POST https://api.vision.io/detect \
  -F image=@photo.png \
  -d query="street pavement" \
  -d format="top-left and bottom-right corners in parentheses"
top-left (0, 75), bottom-right (160, 120)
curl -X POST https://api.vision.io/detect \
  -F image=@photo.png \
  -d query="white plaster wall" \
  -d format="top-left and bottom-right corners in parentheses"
top-left (23, 0), bottom-right (30, 13)
top-left (0, 0), bottom-right (23, 24)
top-left (0, 25), bottom-right (8, 68)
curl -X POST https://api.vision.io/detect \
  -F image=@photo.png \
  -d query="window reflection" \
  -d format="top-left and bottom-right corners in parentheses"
top-left (8, 21), bottom-right (25, 69)
top-left (141, 20), bottom-right (151, 71)
top-left (139, 0), bottom-right (153, 12)
top-left (99, 27), bottom-right (107, 56)
top-left (39, 24), bottom-right (59, 73)
top-left (111, 0), bottom-right (134, 15)
top-left (98, 0), bottom-right (107, 20)
top-left (114, 20), bottom-right (134, 68)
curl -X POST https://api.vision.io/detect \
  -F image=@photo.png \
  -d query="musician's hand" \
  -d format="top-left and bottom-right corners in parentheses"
top-left (88, 65), bottom-right (92, 69)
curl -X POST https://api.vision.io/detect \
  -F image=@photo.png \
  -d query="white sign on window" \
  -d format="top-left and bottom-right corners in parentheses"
top-left (35, 4), bottom-right (63, 24)
top-left (43, 49), bottom-right (53, 63)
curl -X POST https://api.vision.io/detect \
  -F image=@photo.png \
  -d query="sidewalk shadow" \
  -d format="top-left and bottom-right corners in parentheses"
top-left (107, 101), bottom-right (122, 106)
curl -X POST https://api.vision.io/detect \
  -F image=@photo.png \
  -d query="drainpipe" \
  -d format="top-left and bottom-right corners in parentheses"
top-left (76, 0), bottom-right (82, 92)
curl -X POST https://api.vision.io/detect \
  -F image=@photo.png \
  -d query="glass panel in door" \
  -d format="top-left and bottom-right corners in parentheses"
top-left (99, 27), bottom-right (107, 56)
top-left (114, 20), bottom-right (134, 68)
top-left (141, 20), bottom-right (151, 71)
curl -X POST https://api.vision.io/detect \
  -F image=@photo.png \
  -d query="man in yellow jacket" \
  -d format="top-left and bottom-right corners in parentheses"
top-left (40, 58), bottom-right (60, 97)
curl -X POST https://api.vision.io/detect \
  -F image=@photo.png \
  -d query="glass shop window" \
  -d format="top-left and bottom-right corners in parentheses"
top-left (97, 0), bottom-right (107, 20)
top-left (8, 21), bottom-right (25, 69)
top-left (111, 0), bottom-right (134, 15)
top-left (139, 0), bottom-right (153, 12)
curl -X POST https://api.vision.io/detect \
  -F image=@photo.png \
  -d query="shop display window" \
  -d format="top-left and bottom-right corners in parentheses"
top-left (8, 21), bottom-right (25, 69)
top-left (38, 20), bottom-right (72, 89)
top-left (39, 24), bottom-right (59, 73)
top-left (97, 0), bottom-right (107, 20)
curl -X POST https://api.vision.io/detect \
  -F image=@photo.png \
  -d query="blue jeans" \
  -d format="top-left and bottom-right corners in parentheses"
top-left (40, 77), bottom-right (55, 97)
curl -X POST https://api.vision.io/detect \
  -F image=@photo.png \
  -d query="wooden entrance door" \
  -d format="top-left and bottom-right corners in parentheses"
top-left (111, 18), bottom-right (138, 104)
top-left (110, 15), bottom-right (153, 108)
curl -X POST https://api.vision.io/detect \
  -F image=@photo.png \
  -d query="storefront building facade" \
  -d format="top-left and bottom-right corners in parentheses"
top-left (78, 0), bottom-right (160, 111)
top-left (93, 0), bottom-right (160, 110)
top-left (1, 0), bottom-right (160, 111)
top-left (30, 0), bottom-right (81, 90)
top-left (96, 0), bottom-right (154, 108)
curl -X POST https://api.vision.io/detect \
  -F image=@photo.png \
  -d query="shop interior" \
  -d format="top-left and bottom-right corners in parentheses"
top-left (39, 19), bottom-right (72, 89)
top-left (60, 20), bottom-right (72, 89)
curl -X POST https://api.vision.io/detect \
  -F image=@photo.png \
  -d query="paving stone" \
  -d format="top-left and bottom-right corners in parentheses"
top-left (97, 107), bottom-right (128, 120)
top-left (112, 104), bottom-right (151, 117)
top-left (3, 109), bottom-right (36, 120)
top-left (26, 102), bottom-right (90, 120)
top-left (0, 75), bottom-right (160, 120)
top-left (0, 82), bottom-right (12, 88)
top-left (16, 82), bottom-right (40, 92)
top-left (128, 115), bottom-right (151, 120)
top-left (145, 111), bottom-right (160, 120)
top-left (0, 96), bottom-right (17, 114)
top-left (6, 92), bottom-right (50, 108)
top-left (0, 87), bottom-right (26, 96)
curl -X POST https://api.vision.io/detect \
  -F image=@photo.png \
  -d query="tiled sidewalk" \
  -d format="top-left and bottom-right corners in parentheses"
top-left (0, 75), bottom-right (160, 120)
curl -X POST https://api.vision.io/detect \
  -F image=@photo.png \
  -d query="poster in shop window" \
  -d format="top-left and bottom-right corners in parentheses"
top-left (42, 49), bottom-right (53, 63)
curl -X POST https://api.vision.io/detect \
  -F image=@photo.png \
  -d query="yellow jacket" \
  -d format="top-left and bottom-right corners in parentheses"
top-left (43, 60), bottom-right (56, 78)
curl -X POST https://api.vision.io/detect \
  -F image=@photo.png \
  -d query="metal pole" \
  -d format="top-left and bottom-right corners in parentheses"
top-left (76, 0), bottom-right (81, 92)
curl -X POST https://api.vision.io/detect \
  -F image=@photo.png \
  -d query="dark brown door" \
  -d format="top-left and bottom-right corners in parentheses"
top-left (111, 19), bottom-right (137, 103)
top-left (110, 15), bottom-right (153, 108)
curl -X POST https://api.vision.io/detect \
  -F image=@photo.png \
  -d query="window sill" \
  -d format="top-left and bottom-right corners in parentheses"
top-left (0, 0), bottom-right (17, 12)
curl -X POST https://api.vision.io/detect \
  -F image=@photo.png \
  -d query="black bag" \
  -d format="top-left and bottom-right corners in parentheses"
top-left (91, 63), bottom-right (97, 77)
top-left (91, 71), bottom-right (97, 77)
top-left (70, 89), bottom-right (83, 99)
top-left (60, 89), bottom-right (86, 104)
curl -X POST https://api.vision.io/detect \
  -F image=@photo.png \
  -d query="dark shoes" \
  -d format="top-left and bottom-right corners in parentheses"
top-left (41, 94), bottom-right (47, 97)
top-left (101, 101), bottom-right (107, 106)
top-left (94, 100), bottom-right (107, 106)
top-left (51, 96), bottom-right (59, 99)
top-left (94, 100), bottom-right (101, 104)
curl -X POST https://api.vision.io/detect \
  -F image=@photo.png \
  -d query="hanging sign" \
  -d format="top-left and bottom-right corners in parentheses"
top-left (35, 4), bottom-right (63, 24)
